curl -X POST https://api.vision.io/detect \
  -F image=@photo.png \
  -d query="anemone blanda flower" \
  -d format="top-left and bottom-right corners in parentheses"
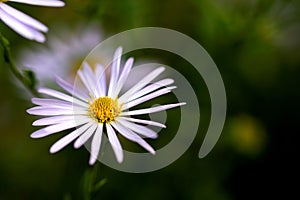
top-left (27, 47), bottom-right (186, 165)
top-left (0, 0), bottom-right (65, 42)
top-left (17, 24), bottom-right (103, 85)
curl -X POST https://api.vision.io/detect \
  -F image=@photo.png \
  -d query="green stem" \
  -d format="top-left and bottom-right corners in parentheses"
top-left (81, 162), bottom-right (107, 200)
top-left (0, 32), bottom-right (39, 96)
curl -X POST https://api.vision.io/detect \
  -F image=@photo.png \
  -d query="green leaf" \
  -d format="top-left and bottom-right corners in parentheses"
top-left (93, 178), bottom-right (107, 192)
top-left (0, 33), bottom-right (10, 62)
top-left (22, 69), bottom-right (38, 90)
top-left (81, 168), bottom-right (94, 200)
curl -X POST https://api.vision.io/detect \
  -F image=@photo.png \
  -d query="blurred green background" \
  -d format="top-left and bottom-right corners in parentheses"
top-left (0, 0), bottom-right (299, 199)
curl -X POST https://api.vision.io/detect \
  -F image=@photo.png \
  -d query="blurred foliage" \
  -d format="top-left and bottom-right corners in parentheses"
top-left (1, 0), bottom-right (300, 199)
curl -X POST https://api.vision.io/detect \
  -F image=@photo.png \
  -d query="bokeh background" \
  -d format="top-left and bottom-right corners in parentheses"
top-left (1, 0), bottom-right (299, 199)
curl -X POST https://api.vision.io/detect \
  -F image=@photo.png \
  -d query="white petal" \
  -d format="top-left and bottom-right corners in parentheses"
top-left (0, 6), bottom-right (45, 42)
top-left (106, 123), bottom-right (123, 163)
top-left (0, 3), bottom-right (47, 32)
top-left (120, 102), bottom-right (186, 116)
top-left (32, 98), bottom-right (72, 107)
top-left (82, 62), bottom-right (96, 81)
top-left (107, 47), bottom-right (122, 97)
top-left (9, 0), bottom-right (65, 7)
top-left (119, 116), bottom-right (166, 128)
top-left (27, 106), bottom-right (86, 116)
top-left (119, 67), bottom-right (165, 103)
top-left (77, 70), bottom-right (93, 95)
top-left (49, 122), bottom-right (94, 154)
top-left (89, 124), bottom-right (103, 165)
top-left (30, 118), bottom-right (90, 138)
top-left (74, 123), bottom-right (97, 149)
top-left (38, 88), bottom-right (88, 107)
top-left (31, 104), bottom-right (84, 110)
top-left (82, 62), bottom-right (99, 97)
top-left (32, 115), bottom-right (89, 126)
top-left (116, 118), bottom-right (158, 139)
top-left (95, 64), bottom-right (107, 96)
top-left (111, 57), bottom-right (134, 99)
top-left (122, 87), bottom-right (176, 110)
top-left (128, 78), bottom-right (174, 102)
top-left (55, 76), bottom-right (89, 101)
top-left (111, 122), bottom-right (155, 154)
top-left (78, 68), bottom-right (97, 98)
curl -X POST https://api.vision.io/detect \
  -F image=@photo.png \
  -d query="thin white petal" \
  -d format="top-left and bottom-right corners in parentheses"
top-left (89, 124), bottom-right (103, 165)
top-left (95, 64), bottom-right (107, 96)
top-left (27, 106), bottom-right (86, 116)
top-left (82, 62), bottom-right (99, 97)
top-left (0, 6), bottom-right (45, 42)
top-left (9, 0), bottom-right (65, 7)
top-left (0, 3), bottom-right (47, 31)
top-left (30, 104), bottom-right (84, 110)
top-left (55, 76), bottom-right (89, 101)
top-left (77, 70), bottom-right (93, 96)
top-left (49, 122), bottom-right (93, 154)
top-left (111, 122), bottom-right (155, 154)
top-left (112, 57), bottom-right (133, 99)
top-left (122, 87), bottom-right (176, 110)
top-left (116, 118), bottom-right (158, 139)
top-left (106, 123), bottom-right (123, 163)
top-left (32, 98), bottom-right (72, 107)
top-left (120, 102), bottom-right (186, 116)
top-left (31, 105), bottom-right (75, 110)
top-left (78, 68), bottom-right (97, 98)
top-left (74, 123), bottom-right (97, 149)
top-left (128, 78), bottom-right (174, 102)
top-left (32, 115), bottom-right (89, 126)
top-left (107, 47), bottom-right (122, 97)
top-left (30, 118), bottom-right (90, 138)
top-left (119, 67), bottom-right (165, 103)
top-left (38, 88), bottom-right (88, 107)
top-left (119, 116), bottom-right (166, 128)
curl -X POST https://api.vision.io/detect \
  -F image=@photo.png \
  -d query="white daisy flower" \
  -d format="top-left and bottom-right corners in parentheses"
top-left (27, 47), bottom-right (186, 165)
top-left (17, 24), bottom-right (103, 85)
top-left (0, 0), bottom-right (65, 42)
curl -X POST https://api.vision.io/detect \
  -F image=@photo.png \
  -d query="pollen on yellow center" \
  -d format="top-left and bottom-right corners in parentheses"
top-left (88, 96), bottom-right (122, 123)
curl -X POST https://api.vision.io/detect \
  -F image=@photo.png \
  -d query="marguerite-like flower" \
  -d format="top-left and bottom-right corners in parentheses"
top-left (17, 23), bottom-right (103, 85)
top-left (27, 47), bottom-right (186, 165)
top-left (0, 0), bottom-right (65, 42)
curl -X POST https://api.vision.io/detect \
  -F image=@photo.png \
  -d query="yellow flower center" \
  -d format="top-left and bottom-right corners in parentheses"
top-left (88, 96), bottom-right (122, 123)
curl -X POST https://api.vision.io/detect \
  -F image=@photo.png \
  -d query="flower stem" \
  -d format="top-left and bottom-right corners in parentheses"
top-left (80, 162), bottom-right (107, 200)
top-left (0, 32), bottom-right (39, 96)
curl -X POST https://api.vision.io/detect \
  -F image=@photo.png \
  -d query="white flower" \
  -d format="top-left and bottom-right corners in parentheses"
top-left (27, 47), bottom-right (186, 165)
top-left (0, 0), bottom-right (65, 42)
top-left (17, 24), bottom-right (103, 85)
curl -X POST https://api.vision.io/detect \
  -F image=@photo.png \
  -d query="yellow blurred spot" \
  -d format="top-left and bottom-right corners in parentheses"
top-left (229, 115), bottom-right (267, 156)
